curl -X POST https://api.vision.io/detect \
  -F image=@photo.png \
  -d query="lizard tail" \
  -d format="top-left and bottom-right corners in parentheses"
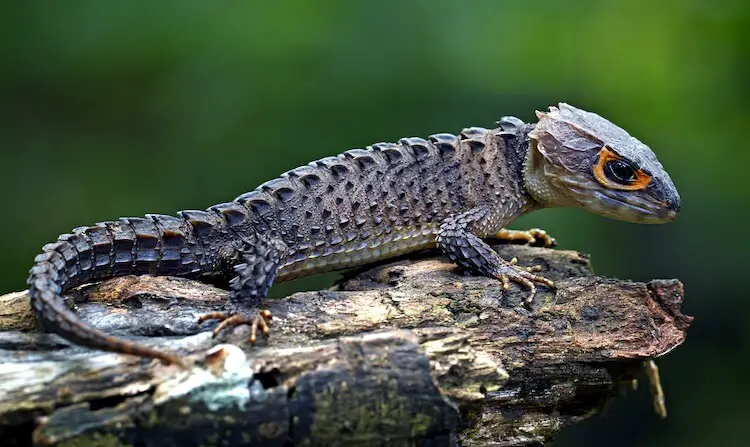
top-left (27, 215), bottom-right (211, 366)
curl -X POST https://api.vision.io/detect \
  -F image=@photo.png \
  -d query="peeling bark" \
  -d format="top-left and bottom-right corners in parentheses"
top-left (0, 245), bottom-right (691, 446)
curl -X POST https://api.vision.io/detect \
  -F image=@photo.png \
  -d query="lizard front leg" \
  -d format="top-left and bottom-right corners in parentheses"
top-left (436, 206), bottom-right (554, 306)
top-left (490, 228), bottom-right (557, 247)
top-left (199, 232), bottom-right (288, 344)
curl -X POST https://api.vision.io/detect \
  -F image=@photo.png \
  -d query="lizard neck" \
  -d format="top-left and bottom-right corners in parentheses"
top-left (521, 124), bottom-right (561, 210)
top-left (464, 124), bottom-right (541, 236)
top-left (506, 124), bottom-right (542, 216)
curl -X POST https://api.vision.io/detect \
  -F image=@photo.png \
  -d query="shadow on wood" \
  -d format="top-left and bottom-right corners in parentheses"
top-left (0, 245), bottom-right (691, 446)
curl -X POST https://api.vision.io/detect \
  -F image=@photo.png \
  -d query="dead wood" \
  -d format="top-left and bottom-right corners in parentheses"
top-left (0, 245), bottom-right (691, 446)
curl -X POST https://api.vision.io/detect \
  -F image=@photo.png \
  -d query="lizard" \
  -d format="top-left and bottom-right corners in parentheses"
top-left (26, 103), bottom-right (680, 366)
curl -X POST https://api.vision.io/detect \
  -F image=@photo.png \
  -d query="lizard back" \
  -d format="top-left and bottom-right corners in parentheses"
top-left (235, 126), bottom-right (530, 281)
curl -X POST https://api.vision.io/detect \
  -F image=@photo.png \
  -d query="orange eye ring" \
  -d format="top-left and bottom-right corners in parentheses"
top-left (592, 146), bottom-right (651, 191)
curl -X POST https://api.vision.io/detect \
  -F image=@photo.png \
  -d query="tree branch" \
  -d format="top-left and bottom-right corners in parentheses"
top-left (0, 245), bottom-right (691, 446)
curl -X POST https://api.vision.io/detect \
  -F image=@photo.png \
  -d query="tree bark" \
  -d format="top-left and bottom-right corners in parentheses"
top-left (0, 245), bottom-right (691, 446)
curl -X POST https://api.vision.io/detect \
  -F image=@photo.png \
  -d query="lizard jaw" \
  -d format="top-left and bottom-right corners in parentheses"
top-left (574, 188), bottom-right (679, 224)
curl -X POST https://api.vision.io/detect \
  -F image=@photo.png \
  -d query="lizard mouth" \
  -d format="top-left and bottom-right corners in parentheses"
top-left (608, 192), bottom-right (677, 223)
top-left (576, 189), bottom-right (676, 224)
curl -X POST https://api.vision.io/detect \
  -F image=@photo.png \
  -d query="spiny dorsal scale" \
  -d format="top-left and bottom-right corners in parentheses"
top-left (209, 202), bottom-right (248, 227)
top-left (147, 214), bottom-right (188, 237)
top-left (258, 178), bottom-right (297, 203)
top-left (124, 218), bottom-right (159, 270)
top-left (370, 142), bottom-right (404, 163)
top-left (285, 166), bottom-right (322, 189)
top-left (107, 220), bottom-right (136, 273)
top-left (149, 214), bottom-right (188, 239)
top-left (300, 174), bottom-right (321, 188)
top-left (85, 224), bottom-right (111, 247)
top-left (313, 156), bottom-right (350, 177)
top-left (460, 127), bottom-right (489, 152)
top-left (33, 251), bottom-right (54, 264)
top-left (178, 210), bottom-right (222, 237)
top-left (61, 230), bottom-right (93, 277)
top-left (112, 219), bottom-right (136, 239)
top-left (41, 242), bottom-right (66, 260)
top-left (496, 116), bottom-right (524, 130)
top-left (342, 149), bottom-right (378, 170)
top-left (146, 214), bottom-right (185, 266)
top-left (399, 137), bottom-right (432, 160)
top-left (274, 187), bottom-right (295, 202)
top-left (53, 241), bottom-right (77, 263)
top-left (125, 218), bottom-right (159, 239)
top-left (429, 133), bottom-right (458, 157)
top-left (235, 191), bottom-right (273, 216)
top-left (84, 225), bottom-right (113, 272)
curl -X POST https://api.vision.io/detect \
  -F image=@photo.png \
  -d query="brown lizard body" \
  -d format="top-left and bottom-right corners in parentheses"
top-left (26, 104), bottom-right (680, 364)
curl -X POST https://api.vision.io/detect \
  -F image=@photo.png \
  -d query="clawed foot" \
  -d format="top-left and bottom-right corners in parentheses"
top-left (495, 257), bottom-right (555, 307)
top-left (492, 228), bottom-right (557, 248)
top-left (198, 309), bottom-right (273, 344)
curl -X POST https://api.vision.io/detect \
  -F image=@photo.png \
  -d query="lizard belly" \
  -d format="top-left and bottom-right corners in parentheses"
top-left (276, 224), bottom-right (439, 281)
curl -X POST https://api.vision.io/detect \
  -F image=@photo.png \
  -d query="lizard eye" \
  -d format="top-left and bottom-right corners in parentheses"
top-left (604, 159), bottom-right (636, 185)
top-left (593, 146), bottom-right (651, 191)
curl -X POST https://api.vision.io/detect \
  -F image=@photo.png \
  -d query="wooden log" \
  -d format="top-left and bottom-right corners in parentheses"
top-left (0, 245), bottom-right (691, 446)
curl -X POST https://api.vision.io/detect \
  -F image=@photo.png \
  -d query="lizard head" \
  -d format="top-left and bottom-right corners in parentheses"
top-left (524, 103), bottom-right (680, 224)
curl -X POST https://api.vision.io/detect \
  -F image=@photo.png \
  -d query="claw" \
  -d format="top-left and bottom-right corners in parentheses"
top-left (250, 310), bottom-right (272, 344)
top-left (535, 275), bottom-right (555, 287)
top-left (495, 260), bottom-right (555, 307)
top-left (520, 280), bottom-right (537, 306)
top-left (198, 309), bottom-right (273, 345)
top-left (249, 316), bottom-right (260, 345)
top-left (528, 228), bottom-right (557, 248)
top-left (496, 273), bottom-right (511, 291)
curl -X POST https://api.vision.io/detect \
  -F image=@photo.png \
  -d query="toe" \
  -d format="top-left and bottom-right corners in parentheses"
top-left (200, 309), bottom-right (274, 344)
top-left (198, 311), bottom-right (230, 324)
top-left (249, 311), bottom-right (273, 345)
top-left (529, 228), bottom-right (557, 247)
top-left (496, 273), bottom-right (511, 291)
top-left (508, 274), bottom-right (537, 305)
top-left (213, 314), bottom-right (251, 338)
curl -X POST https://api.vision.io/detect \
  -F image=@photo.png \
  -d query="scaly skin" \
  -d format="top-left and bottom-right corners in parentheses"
top-left (25, 103), bottom-right (681, 365)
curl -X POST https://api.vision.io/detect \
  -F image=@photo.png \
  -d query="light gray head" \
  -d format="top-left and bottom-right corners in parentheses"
top-left (524, 103), bottom-right (680, 223)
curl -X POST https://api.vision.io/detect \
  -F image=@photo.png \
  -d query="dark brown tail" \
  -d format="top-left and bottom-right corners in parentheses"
top-left (27, 214), bottom-right (211, 365)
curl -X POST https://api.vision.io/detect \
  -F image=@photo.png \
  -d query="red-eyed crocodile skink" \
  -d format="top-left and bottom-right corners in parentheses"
top-left (26, 103), bottom-right (680, 365)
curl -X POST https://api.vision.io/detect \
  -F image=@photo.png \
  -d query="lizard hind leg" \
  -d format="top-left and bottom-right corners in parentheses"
top-left (198, 233), bottom-right (288, 345)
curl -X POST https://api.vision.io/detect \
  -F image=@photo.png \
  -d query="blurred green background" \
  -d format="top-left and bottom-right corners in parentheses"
top-left (1, 1), bottom-right (748, 445)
